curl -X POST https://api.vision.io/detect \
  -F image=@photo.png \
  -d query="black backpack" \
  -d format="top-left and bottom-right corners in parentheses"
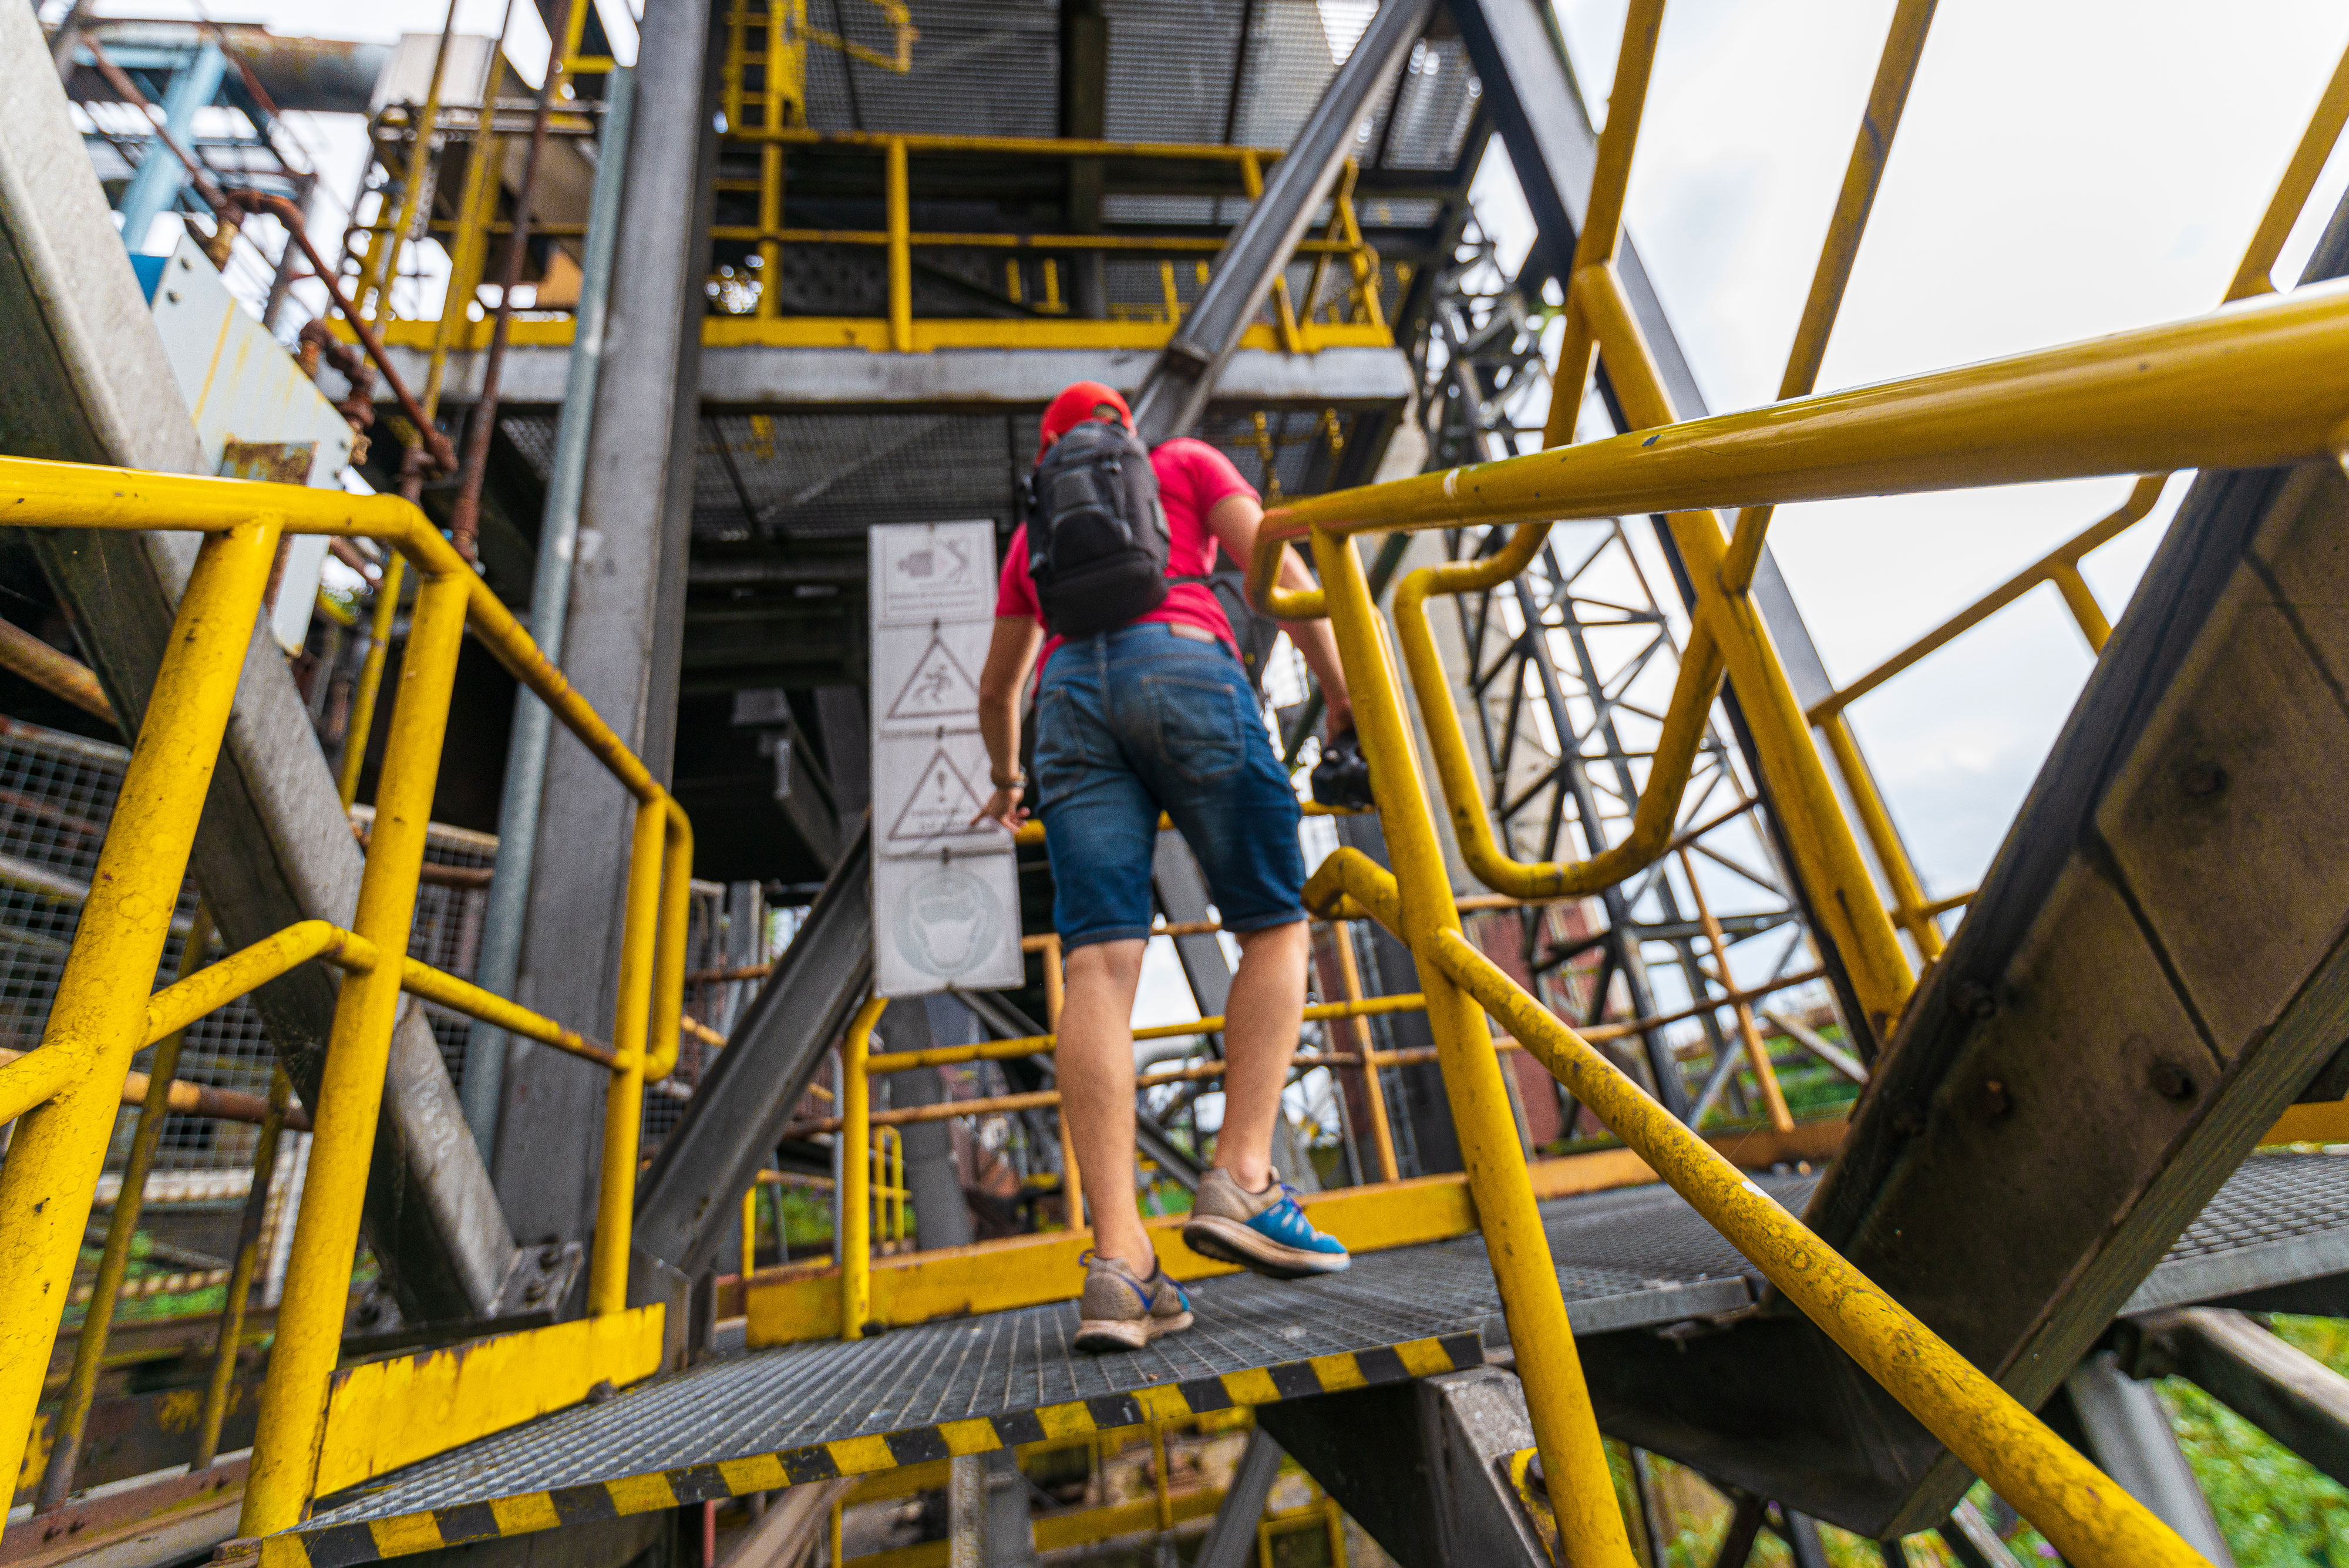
top-left (1023, 421), bottom-right (1179, 640)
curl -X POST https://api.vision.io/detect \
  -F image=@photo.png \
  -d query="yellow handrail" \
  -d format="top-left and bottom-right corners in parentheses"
top-left (1718, 0), bottom-right (1940, 593)
top-left (1251, 280), bottom-right (2349, 568)
top-left (1302, 845), bottom-right (2203, 1567)
top-left (1207, 20), bottom-right (2349, 1561)
top-left (1392, 553), bottom-right (1723, 899)
top-left (0, 456), bottom-right (694, 1541)
top-left (840, 991), bottom-right (889, 1340)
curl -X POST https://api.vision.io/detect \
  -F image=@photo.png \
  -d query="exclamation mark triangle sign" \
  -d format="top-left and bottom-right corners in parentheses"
top-left (889, 747), bottom-right (985, 842)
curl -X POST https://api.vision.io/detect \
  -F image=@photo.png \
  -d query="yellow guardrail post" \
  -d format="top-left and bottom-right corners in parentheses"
top-left (886, 137), bottom-right (913, 351)
top-left (337, 553), bottom-right (401, 808)
top-left (588, 797), bottom-right (672, 1317)
top-left (241, 563), bottom-right (472, 1537)
top-left (1540, 0), bottom-right (1666, 447)
top-left (1718, 0), bottom-right (1938, 593)
top-left (1238, 150), bottom-right (1307, 354)
top-left (654, 800), bottom-right (695, 1084)
top-left (0, 516), bottom-right (280, 1498)
top-left (1816, 713), bottom-right (1945, 960)
top-left (1307, 526), bottom-right (1638, 1568)
top-left (359, 0), bottom-right (463, 324)
top-left (840, 992), bottom-right (886, 1338)
top-left (1330, 918), bottom-right (1400, 1183)
top-left (1674, 850), bottom-right (1792, 1133)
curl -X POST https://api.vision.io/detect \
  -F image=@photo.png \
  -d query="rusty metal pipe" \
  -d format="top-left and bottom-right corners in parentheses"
top-left (226, 191), bottom-right (455, 473)
top-left (0, 615), bottom-right (114, 724)
top-left (82, 36), bottom-right (243, 260)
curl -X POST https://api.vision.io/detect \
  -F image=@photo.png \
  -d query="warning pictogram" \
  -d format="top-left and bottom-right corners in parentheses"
top-left (885, 636), bottom-right (981, 723)
top-left (887, 747), bottom-right (986, 843)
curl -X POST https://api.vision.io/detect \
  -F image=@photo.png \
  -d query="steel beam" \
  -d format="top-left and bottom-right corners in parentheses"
top-left (1129, 0), bottom-right (1436, 443)
top-left (1776, 1509), bottom-right (1832, 1568)
top-left (1194, 1429), bottom-right (1286, 1568)
top-left (1254, 1367), bottom-right (1552, 1568)
top-left (2133, 1306), bottom-right (2349, 1490)
top-left (634, 829), bottom-right (874, 1285)
top-left (497, 0), bottom-right (722, 1252)
top-left (1711, 1497), bottom-right (1766, 1568)
top-left (2062, 1352), bottom-right (2234, 1565)
top-left (465, 65), bottom-right (638, 1156)
top-left (1935, 1501), bottom-right (2022, 1568)
top-left (385, 341), bottom-right (1419, 410)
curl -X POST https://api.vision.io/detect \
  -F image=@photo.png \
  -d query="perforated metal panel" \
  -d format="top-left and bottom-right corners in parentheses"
top-left (1104, 0), bottom-right (1250, 146)
top-left (802, 0), bottom-right (1060, 138)
top-left (287, 1152), bottom-right (2349, 1566)
top-left (291, 1175), bottom-right (1790, 1550)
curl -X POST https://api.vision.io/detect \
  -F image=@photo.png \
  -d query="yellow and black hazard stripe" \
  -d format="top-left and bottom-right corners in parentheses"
top-left (266, 1331), bottom-right (1483, 1567)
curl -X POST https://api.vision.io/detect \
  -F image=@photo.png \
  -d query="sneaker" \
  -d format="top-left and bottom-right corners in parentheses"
top-left (1182, 1168), bottom-right (1351, 1280)
top-left (1073, 1251), bottom-right (1194, 1353)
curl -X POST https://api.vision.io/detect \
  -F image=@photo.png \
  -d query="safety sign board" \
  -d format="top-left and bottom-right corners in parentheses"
top-left (871, 519), bottom-right (996, 625)
top-left (873, 853), bottom-right (1024, 995)
top-left (874, 731), bottom-right (997, 850)
top-left (871, 619), bottom-right (991, 736)
top-left (869, 520), bottom-right (1024, 998)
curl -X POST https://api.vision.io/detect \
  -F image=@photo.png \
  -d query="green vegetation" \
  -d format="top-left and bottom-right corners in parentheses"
top-left (2160, 1314), bottom-right (2349, 1566)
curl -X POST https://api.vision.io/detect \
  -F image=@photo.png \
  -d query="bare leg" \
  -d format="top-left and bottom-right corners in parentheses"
top-left (1058, 938), bottom-right (1150, 1273)
top-left (1210, 921), bottom-right (1310, 1191)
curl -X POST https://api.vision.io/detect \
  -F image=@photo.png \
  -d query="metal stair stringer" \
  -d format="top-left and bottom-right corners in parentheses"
top-left (1572, 449), bottom-right (2349, 1536)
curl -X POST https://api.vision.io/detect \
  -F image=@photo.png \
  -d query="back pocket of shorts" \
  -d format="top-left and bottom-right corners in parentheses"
top-left (1142, 674), bottom-right (1250, 785)
top-left (1034, 684), bottom-right (1104, 789)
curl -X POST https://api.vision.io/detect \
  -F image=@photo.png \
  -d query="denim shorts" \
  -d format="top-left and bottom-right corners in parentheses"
top-left (1034, 623), bottom-right (1306, 950)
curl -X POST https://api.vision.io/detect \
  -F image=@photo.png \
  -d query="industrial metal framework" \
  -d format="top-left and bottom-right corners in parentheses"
top-left (1418, 234), bottom-right (1849, 1131)
top-left (11, 1), bottom-right (2349, 1566)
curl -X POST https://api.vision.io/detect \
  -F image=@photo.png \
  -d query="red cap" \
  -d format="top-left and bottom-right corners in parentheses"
top-left (1038, 381), bottom-right (1133, 460)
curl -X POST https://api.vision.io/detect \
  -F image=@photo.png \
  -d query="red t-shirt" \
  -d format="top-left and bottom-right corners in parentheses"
top-left (996, 436), bottom-right (1257, 672)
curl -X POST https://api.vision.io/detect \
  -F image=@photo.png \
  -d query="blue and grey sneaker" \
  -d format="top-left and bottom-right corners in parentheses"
top-left (1073, 1251), bottom-right (1193, 1353)
top-left (1182, 1168), bottom-right (1351, 1280)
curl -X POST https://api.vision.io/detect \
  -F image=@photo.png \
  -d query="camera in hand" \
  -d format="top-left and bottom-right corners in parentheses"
top-left (1311, 725), bottom-right (1375, 810)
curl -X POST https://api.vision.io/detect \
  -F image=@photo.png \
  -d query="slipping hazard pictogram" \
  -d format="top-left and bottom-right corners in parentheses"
top-left (886, 637), bottom-right (982, 722)
top-left (889, 748), bottom-right (986, 842)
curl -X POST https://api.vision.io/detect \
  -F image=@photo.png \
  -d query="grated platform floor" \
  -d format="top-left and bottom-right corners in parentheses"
top-left (277, 1153), bottom-right (2349, 1567)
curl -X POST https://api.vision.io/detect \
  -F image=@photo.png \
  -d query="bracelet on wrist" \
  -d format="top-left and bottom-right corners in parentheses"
top-left (992, 773), bottom-right (1026, 790)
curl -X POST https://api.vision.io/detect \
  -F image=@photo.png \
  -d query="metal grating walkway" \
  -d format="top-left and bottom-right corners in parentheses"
top-left (273, 1153), bottom-right (2349, 1567)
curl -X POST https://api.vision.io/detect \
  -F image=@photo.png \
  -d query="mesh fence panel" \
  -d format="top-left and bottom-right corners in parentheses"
top-left (0, 716), bottom-right (499, 1176)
